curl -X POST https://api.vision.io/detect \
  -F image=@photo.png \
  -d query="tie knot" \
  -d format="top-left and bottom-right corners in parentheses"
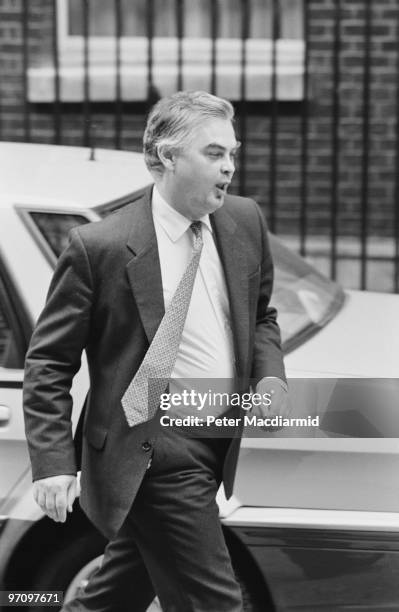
top-left (190, 222), bottom-right (203, 251)
top-left (190, 221), bottom-right (202, 240)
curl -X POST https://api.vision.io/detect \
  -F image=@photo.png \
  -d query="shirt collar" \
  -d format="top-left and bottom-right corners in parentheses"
top-left (152, 185), bottom-right (212, 243)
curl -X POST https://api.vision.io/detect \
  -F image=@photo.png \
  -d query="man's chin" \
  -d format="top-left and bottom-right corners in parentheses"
top-left (191, 193), bottom-right (226, 218)
top-left (208, 193), bottom-right (226, 212)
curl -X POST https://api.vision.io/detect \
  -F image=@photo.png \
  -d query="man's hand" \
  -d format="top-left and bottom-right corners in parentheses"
top-left (253, 377), bottom-right (292, 430)
top-left (33, 475), bottom-right (77, 523)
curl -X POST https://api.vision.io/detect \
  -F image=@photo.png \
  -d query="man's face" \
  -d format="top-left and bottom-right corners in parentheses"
top-left (169, 117), bottom-right (239, 219)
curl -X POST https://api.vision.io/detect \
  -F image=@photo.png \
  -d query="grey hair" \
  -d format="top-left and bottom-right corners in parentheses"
top-left (143, 90), bottom-right (235, 175)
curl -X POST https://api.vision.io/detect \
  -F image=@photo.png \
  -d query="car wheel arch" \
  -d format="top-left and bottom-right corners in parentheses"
top-left (3, 504), bottom-right (106, 591)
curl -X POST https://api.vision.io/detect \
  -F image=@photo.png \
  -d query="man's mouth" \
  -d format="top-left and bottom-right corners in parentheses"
top-left (215, 183), bottom-right (229, 195)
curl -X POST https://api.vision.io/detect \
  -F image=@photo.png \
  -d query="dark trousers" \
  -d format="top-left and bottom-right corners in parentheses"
top-left (62, 427), bottom-right (244, 612)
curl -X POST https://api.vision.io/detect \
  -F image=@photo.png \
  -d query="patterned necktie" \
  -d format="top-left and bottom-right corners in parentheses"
top-left (121, 221), bottom-right (203, 427)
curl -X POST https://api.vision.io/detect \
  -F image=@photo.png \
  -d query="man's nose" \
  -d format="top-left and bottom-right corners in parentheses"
top-left (221, 155), bottom-right (235, 175)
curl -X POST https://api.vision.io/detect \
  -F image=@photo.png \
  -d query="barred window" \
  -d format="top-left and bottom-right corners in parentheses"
top-left (28, 0), bottom-right (304, 103)
top-left (68, 0), bottom-right (303, 40)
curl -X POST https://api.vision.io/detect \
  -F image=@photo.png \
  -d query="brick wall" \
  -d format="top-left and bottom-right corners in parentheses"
top-left (1, 0), bottom-right (398, 241)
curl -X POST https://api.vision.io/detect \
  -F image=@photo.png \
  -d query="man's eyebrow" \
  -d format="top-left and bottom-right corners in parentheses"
top-left (205, 141), bottom-right (242, 152)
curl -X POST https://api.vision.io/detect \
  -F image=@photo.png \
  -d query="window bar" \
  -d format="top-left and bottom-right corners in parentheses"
top-left (300, 0), bottom-right (310, 258)
top-left (393, 5), bottom-right (399, 293)
top-left (0, 83), bottom-right (2, 141)
top-left (269, 0), bottom-right (280, 233)
top-left (83, 0), bottom-right (91, 148)
top-left (0, 36), bottom-right (3, 140)
top-left (114, 0), bottom-right (122, 149)
top-left (146, 0), bottom-right (155, 105)
top-left (52, 0), bottom-right (61, 144)
top-left (210, 0), bottom-right (218, 95)
top-left (239, 0), bottom-right (250, 195)
top-left (360, 0), bottom-right (371, 290)
top-left (330, 0), bottom-right (341, 279)
top-left (22, 0), bottom-right (30, 142)
top-left (176, 0), bottom-right (184, 91)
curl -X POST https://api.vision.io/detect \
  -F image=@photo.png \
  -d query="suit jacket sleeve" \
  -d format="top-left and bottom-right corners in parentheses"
top-left (23, 227), bottom-right (93, 481)
top-left (250, 203), bottom-right (287, 386)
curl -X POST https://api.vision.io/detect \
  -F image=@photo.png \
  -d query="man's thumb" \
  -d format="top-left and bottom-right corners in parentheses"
top-left (66, 479), bottom-right (77, 513)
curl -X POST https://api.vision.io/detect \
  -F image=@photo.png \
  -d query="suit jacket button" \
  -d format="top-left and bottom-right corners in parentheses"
top-left (142, 441), bottom-right (152, 452)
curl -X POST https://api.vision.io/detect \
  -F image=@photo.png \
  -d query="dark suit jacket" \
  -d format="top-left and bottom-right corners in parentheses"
top-left (23, 185), bottom-right (286, 539)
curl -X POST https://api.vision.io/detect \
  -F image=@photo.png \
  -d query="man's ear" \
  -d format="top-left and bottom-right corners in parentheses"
top-left (157, 144), bottom-right (177, 172)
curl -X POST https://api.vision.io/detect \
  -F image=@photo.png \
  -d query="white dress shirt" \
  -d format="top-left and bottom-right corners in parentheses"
top-left (152, 186), bottom-right (235, 417)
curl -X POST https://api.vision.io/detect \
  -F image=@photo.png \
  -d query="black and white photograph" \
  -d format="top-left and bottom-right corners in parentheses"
top-left (0, 1), bottom-right (399, 611)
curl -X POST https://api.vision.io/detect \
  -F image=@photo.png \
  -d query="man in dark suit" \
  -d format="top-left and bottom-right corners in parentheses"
top-left (23, 91), bottom-right (288, 611)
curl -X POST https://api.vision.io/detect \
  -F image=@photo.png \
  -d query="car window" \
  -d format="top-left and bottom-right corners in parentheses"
top-left (0, 259), bottom-right (29, 369)
top-left (269, 234), bottom-right (345, 352)
top-left (0, 292), bottom-right (13, 366)
top-left (24, 194), bottom-right (145, 261)
top-left (28, 212), bottom-right (91, 259)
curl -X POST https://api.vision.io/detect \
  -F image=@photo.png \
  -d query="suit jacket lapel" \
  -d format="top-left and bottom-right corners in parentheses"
top-left (125, 186), bottom-right (165, 344)
top-left (211, 205), bottom-right (249, 380)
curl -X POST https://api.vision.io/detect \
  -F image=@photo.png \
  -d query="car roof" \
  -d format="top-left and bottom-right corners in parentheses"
top-left (0, 142), bottom-right (153, 209)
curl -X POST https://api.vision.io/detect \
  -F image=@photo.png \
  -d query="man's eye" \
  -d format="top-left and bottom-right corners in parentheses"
top-left (208, 152), bottom-right (222, 158)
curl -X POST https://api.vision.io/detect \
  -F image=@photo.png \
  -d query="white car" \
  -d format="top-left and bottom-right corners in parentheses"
top-left (1, 142), bottom-right (398, 611)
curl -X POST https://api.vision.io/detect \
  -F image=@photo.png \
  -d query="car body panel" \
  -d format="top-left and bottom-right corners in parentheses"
top-left (231, 523), bottom-right (399, 611)
top-left (0, 142), bottom-right (153, 207)
top-left (232, 443), bottom-right (399, 512)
